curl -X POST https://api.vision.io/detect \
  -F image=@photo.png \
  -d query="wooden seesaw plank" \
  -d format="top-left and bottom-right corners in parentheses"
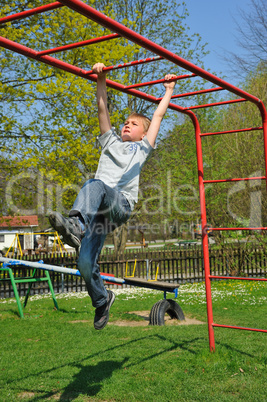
top-left (124, 277), bottom-right (179, 292)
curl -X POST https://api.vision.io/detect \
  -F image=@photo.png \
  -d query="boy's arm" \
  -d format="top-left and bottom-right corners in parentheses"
top-left (146, 74), bottom-right (176, 147)
top-left (93, 63), bottom-right (112, 135)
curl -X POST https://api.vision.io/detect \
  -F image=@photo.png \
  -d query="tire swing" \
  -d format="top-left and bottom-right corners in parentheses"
top-left (149, 299), bottom-right (185, 326)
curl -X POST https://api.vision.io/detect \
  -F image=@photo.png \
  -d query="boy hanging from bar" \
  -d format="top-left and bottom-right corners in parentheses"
top-left (49, 63), bottom-right (176, 330)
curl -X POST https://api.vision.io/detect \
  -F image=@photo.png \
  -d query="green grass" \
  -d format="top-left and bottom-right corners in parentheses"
top-left (0, 281), bottom-right (266, 401)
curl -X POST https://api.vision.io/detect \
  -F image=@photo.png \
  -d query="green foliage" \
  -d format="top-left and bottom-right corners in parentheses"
top-left (0, 0), bottom-right (209, 220)
top-left (138, 64), bottom-right (267, 242)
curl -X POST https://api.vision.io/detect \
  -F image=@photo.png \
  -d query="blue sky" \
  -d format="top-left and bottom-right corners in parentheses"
top-left (185, 0), bottom-right (252, 85)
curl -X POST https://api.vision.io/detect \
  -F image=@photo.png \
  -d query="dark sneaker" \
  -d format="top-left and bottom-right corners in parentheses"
top-left (94, 290), bottom-right (115, 330)
top-left (49, 211), bottom-right (84, 248)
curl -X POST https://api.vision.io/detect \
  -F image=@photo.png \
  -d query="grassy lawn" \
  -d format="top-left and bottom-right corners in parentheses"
top-left (0, 280), bottom-right (266, 401)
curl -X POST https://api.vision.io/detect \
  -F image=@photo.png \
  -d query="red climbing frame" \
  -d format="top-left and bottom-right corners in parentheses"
top-left (1, 0), bottom-right (266, 351)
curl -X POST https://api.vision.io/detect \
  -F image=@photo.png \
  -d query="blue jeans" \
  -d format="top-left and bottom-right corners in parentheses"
top-left (69, 179), bottom-right (131, 308)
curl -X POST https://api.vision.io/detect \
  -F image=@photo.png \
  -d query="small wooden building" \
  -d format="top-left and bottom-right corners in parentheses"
top-left (0, 215), bottom-right (39, 253)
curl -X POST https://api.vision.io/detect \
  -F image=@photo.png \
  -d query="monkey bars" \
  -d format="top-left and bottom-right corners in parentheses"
top-left (1, 0), bottom-right (266, 351)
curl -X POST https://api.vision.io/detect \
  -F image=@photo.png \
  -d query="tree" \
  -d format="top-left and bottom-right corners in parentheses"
top-left (0, 0), bottom-right (209, 237)
top-left (138, 59), bottom-right (267, 243)
top-left (0, 0), bottom-right (137, 215)
top-left (226, 0), bottom-right (267, 79)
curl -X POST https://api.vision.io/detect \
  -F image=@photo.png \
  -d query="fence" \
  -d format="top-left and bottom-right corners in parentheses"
top-left (1, 243), bottom-right (266, 298)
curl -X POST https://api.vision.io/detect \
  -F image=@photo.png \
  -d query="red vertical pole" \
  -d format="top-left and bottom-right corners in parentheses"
top-left (190, 112), bottom-right (215, 351)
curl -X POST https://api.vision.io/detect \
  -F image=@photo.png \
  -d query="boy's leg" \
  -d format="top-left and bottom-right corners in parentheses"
top-left (78, 215), bottom-right (107, 308)
top-left (70, 179), bottom-right (131, 228)
top-left (78, 215), bottom-right (114, 330)
top-left (49, 179), bottom-right (131, 248)
top-left (49, 179), bottom-right (131, 329)
top-left (73, 180), bottom-right (131, 329)
top-left (49, 179), bottom-right (127, 249)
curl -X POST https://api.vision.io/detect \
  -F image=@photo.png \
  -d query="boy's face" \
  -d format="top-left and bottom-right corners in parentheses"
top-left (121, 117), bottom-right (146, 142)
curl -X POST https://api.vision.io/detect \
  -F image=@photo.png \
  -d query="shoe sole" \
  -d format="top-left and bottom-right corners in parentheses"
top-left (94, 291), bottom-right (115, 330)
top-left (49, 212), bottom-right (81, 248)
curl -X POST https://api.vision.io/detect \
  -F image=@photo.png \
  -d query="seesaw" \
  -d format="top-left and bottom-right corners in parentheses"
top-left (0, 257), bottom-right (184, 325)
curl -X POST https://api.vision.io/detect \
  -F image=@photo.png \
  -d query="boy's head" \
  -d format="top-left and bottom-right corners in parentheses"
top-left (121, 112), bottom-right (151, 142)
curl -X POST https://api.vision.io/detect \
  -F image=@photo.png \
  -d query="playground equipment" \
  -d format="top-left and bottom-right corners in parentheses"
top-left (125, 259), bottom-right (137, 278)
top-left (5, 232), bottom-right (67, 258)
top-left (0, 256), bottom-right (182, 324)
top-left (125, 258), bottom-right (159, 281)
top-left (0, 257), bottom-right (59, 318)
top-left (0, 0), bottom-right (266, 349)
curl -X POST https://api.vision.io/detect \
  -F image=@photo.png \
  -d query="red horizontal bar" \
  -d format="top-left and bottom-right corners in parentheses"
top-left (86, 56), bottom-right (163, 75)
top-left (204, 176), bottom-right (266, 184)
top-left (209, 275), bottom-right (267, 281)
top-left (125, 73), bottom-right (197, 90)
top-left (37, 33), bottom-right (120, 56)
top-left (212, 323), bottom-right (267, 333)
top-left (209, 227), bottom-right (267, 231)
top-left (186, 98), bottom-right (247, 110)
top-left (0, 2), bottom-right (63, 24)
top-left (167, 87), bottom-right (224, 100)
top-left (201, 126), bottom-right (263, 137)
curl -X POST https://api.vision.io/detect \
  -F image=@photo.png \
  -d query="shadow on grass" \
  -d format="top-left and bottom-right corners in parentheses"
top-left (215, 341), bottom-right (255, 358)
top-left (8, 334), bottom-right (202, 392)
top-left (5, 334), bottom-right (203, 400)
top-left (16, 359), bottom-right (128, 401)
top-left (58, 358), bottom-right (129, 400)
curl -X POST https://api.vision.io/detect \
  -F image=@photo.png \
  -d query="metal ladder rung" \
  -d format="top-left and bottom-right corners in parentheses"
top-left (201, 126), bottom-right (263, 137)
top-left (203, 175), bottom-right (266, 184)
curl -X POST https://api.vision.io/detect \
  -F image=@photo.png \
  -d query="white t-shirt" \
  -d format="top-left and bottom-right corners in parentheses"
top-left (94, 128), bottom-right (153, 210)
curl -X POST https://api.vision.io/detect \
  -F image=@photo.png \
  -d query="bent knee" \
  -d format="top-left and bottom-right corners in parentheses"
top-left (87, 179), bottom-right (105, 191)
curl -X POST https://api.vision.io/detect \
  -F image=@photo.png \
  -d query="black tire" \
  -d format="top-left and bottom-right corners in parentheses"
top-left (149, 300), bottom-right (170, 326)
top-left (148, 300), bottom-right (159, 325)
top-left (166, 299), bottom-right (185, 321)
top-left (149, 299), bottom-right (185, 326)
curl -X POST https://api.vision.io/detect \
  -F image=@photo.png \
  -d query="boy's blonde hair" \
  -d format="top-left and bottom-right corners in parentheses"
top-left (128, 112), bottom-right (151, 133)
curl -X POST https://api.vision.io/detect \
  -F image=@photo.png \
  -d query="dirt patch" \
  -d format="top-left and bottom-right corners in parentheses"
top-left (68, 320), bottom-right (91, 324)
top-left (111, 311), bottom-right (206, 327)
top-left (67, 312), bottom-right (206, 327)
top-left (18, 392), bottom-right (36, 399)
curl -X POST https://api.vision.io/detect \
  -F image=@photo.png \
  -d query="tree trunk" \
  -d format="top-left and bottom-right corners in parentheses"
top-left (113, 224), bottom-right (128, 258)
